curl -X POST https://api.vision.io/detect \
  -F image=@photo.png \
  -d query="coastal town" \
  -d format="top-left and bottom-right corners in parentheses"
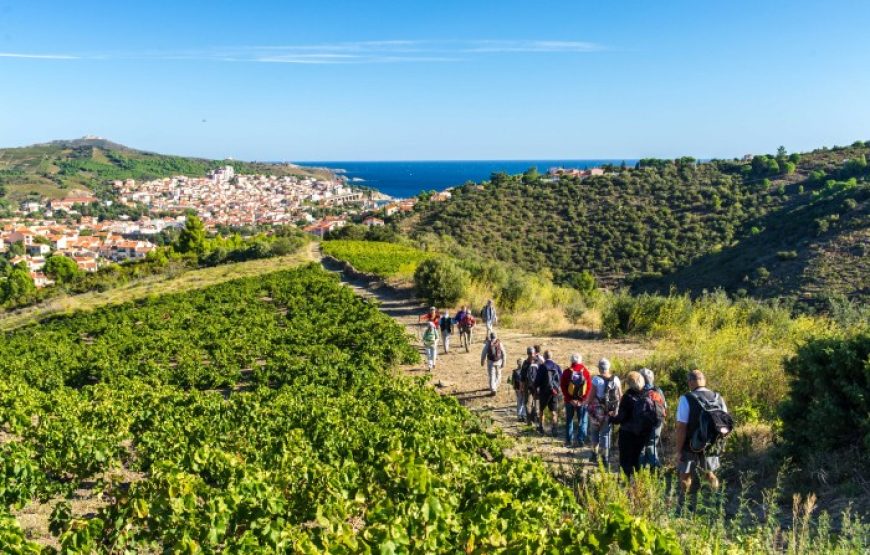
top-left (0, 164), bottom-right (408, 287)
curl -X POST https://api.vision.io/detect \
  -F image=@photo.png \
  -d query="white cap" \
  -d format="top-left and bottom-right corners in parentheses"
top-left (598, 358), bottom-right (611, 373)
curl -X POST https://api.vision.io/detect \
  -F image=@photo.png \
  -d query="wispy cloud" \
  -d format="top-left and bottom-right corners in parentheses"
top-left (0, 52), bottom-right (80, 60)
top-left (0, 40), bottom-right (605, 64)
top-left (463, 40), bottom-right (603, 53)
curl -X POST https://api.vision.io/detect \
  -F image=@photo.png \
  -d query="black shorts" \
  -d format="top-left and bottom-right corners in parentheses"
top-left (539, 394), bottom-right (558, 413)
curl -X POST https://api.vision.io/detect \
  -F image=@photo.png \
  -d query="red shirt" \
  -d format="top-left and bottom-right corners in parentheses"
top-left (420, 312), bottom-right (440, 326)
top-left (560, 363), bottom-right (592, 404)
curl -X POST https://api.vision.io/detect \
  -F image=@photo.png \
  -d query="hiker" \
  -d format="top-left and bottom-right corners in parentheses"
top-left (456, 305), bottom-right (475, 349)
top-left (440, 309), bottom-right (454, 354)
top-left (419, 306), bottom-right (440, 326)
top-left (480, 332), bottom-right (506, 395)
top-left (510, 358), bottom-right (527, 421)
top-left (481, 299), bottom-right (497, 334)
top-left (521, 347), bottom-right (540, 424)
top-left (611, 371), bottom-right (659, 477)
top-left (455, 305), bottom-right (468, 325)
top-left (588, 358), bottom-right (621, 466)
top-left (534, 351), bottom-right (562, 437)
top-left (560, 353), bottom-right (592, 447)
top-left (675, 369), bottom-right (733, 493)
top-left (421, 321), bottom-right (440, 371)
top-left (639, 368), bottom-right (667, 469)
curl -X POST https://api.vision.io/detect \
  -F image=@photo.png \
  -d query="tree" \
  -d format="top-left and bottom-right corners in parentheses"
top-left (522, 166), bottom-right (540, 185)
top-left (44, 255), bottom-right (81, 284)
top-left (779, 334), bottom-right (870, 458)
top-left (177, 214), bottom-right (206, 254)
top-left (776, 145), bottom-right (787, 159)
top-left (413, 257), bottom-right (469, 306)
top-left (1, 267), bottom-right (35, 303)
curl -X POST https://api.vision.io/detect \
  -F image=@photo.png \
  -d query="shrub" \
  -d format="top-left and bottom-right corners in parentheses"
top-left (779, 333), bottom-right (870, 456)
top-left (413, 257), bottom-right (470, 306)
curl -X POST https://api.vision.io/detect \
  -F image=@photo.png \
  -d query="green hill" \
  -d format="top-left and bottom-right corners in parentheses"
top-left (0, 137), bottom-right (328, 203)
top-left (407, 142), bottom-right (870, 303)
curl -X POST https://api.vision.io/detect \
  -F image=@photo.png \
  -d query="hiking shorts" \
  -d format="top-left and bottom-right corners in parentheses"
top-left (678, 450), bottom-right (720, 475)
top-left (539, 394), bottom-right (558, 414)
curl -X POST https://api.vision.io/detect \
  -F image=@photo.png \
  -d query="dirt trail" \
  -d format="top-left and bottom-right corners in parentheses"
top-left (322, 257), bottom-right (652, 471)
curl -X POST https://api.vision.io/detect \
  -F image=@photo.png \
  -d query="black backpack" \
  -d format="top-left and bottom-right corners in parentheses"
top-left (545, 361), bottom-right (561, 396)
top-left (687, 390), bottom-right (734, 453)
top-left (627, 391), bottom-right (662, 436)
top-left (602, 376), bottom-right (620, 413)
top-left (525, 362), bottom-right (539, 391)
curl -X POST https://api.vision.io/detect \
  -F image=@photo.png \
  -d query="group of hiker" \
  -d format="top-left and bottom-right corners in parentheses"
top-left (419, 299), bottom-right (496, 371)
top-left (420, 301), bottom-right (733, 489)
top-left (510, 348), bottom-right (732, 490)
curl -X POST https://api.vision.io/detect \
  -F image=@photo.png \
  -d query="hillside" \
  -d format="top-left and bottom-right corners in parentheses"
top-left (407, 142), bottom-right (870, 303)
top-left (0, 137), bottom-right (329, 203)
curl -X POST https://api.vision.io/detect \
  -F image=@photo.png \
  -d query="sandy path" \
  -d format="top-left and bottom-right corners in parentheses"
top-left (322, 257), bottom-right (652, 472)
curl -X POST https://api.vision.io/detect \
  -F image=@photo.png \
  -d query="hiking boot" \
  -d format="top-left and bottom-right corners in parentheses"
top-left (551, 426), bottom-right (558, 438)
top-left (536, 425), bottom-right (545, 434)
top-left (564, 441), bottom-right (572, 448)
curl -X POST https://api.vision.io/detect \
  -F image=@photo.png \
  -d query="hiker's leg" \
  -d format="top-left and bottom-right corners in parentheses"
top-left (578, 405), bottom-right (588, 444)
top-left (565, 403), bottom-right (575, 442)
top-left (678, 454), bottom-right (695, 493)
top-left (600, 418), bottom-right (612, 462)
top-left (679, 472), bottom-right (693, 493)
top-left (515, 389), bottom-right (524, 418)
top-left (703, 471), bottom-right (719, 490)
top-left (588, 419), bottom-right (600, 453)
top-left (617, 432), bottom-right (633, 476)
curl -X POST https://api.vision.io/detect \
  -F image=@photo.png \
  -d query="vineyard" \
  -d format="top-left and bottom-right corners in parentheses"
top-left (321, 240), bottom-right (433, 279)
top-left (0, 263), bottom-right (685, 553)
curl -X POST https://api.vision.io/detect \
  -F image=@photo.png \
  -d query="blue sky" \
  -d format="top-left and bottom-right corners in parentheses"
top-left (1, 0), bottom-right (868, 161)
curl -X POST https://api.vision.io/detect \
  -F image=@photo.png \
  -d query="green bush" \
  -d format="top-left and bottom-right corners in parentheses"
top-left (779, 333), bottom-right (870, 456)
top-left (414, 257), bottom-right (470, 307)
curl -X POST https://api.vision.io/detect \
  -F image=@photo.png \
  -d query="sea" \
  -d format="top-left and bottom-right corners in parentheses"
top-left (295, 160), bottom-right (637, 199)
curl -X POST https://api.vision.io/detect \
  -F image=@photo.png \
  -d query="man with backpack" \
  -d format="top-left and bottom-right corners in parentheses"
top-left (560, 353), bottom-right (592, 448)
top-left (612, 371), bottom-right (663, 477)
top-left (440, 309), bottom-right (454, 354)
top-left (480, 332), bottom-right (507, 396)
top-left (675, 369), bottom-right (733, 492)
top-left (588, 358), bottom-right (621, 466)
top-left (481, 299), bottom-right (497, 334)
top-left (510, 358), bottom-right (527, 422)
top-left (639, 368), bottom-right (667, 469)
top-left (521, 347), bottom-right (541, 424)
top-left (421, 321), bottom-right (440, 372)
top-left (533, 350), bottom-right (562, 437)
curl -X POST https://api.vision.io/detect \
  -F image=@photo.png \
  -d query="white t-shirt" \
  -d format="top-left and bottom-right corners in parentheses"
top-left (676, 388), bottom-right (727, 423)
top-left (590, 374), bottom-right (621, 400)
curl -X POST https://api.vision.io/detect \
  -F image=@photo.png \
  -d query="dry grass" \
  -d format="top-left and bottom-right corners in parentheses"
top-left (0, 245), bottom-right (316, 331)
